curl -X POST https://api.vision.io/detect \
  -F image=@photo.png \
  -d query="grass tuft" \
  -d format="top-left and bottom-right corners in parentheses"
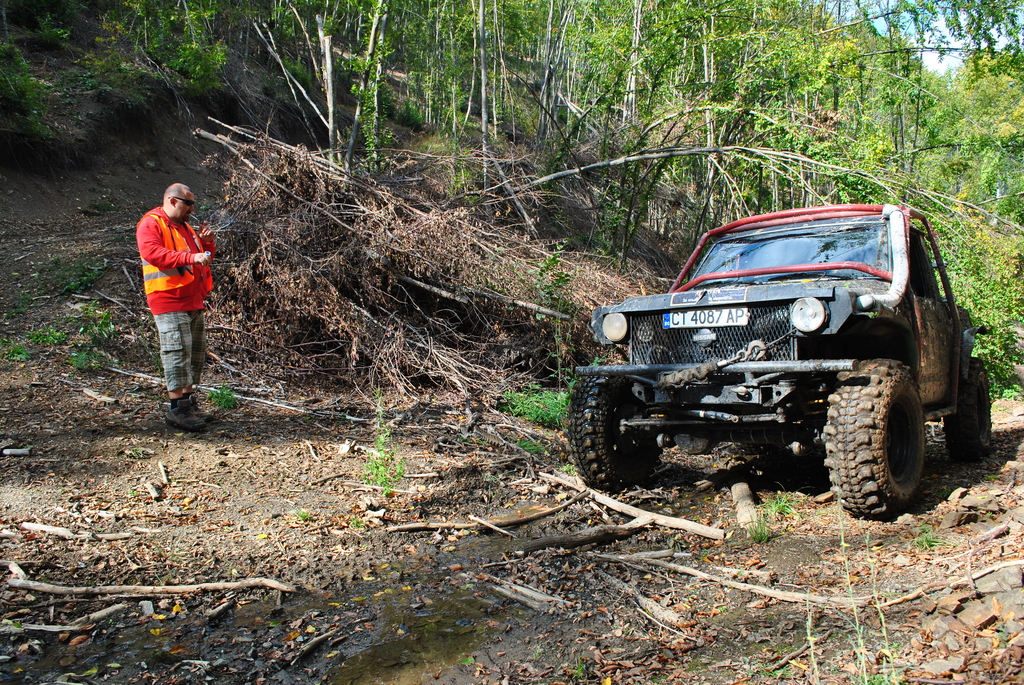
top-left (500, 385), bottom-right (569, 429)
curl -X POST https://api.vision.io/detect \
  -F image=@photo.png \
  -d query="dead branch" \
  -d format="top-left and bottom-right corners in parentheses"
top-left (538, 471), bottom-right (725, 540)
top-left (766, 629), bottom-right (832, 671)
top-left (8, 576), bottom-right (297, 596)
top-left (594, 554), bottom-right (871, 608)
top-left (0, 603), bottom-right (129, 634)
top-left (729, 477), bottom-right (759, 531)
top-left (520, 516), bottom-right (652, 553)
top-left (388, 490), bottom-right (588, 532)
top-left (596, 569), bottom-right (687, 628)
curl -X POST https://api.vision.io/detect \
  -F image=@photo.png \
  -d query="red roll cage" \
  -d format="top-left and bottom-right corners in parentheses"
top-left (668, 204), bottom-right (929, 293)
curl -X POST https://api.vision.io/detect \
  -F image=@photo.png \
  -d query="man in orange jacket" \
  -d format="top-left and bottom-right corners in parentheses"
top-left (136, 183), bottom-right (216, 431)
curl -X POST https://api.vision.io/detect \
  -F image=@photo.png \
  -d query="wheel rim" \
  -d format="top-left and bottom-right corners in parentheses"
top-left (887, 397), bottom-right (918, 486)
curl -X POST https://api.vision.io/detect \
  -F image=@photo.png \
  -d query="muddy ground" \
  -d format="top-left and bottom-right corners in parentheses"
top-left (2, 189), bottom-right (1024, 685)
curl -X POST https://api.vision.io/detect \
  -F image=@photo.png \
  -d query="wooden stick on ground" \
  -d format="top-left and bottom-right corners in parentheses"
top-left (766, 629), bottom-right (832, 671)
top-left (387, 490), bottom-right (589, 532)
top-left (593, 554), bottom-right (870, 608)
top-left (8, 577), bottom-right (297, 596)
top-left (520, 516), bottom-right (652, 554)
top-left (469, 515), bottom-right (515, 537)
top-left (538, 471), bottom-right (725, 540)
top-left (596, 569), bottom-right (687, 629)
top-left (0, 603), bottom-right (129, 634)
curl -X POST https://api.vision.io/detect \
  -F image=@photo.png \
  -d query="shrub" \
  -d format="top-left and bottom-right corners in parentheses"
top-left (0, 44), bottom-right (51, 139)
top-left (207, 385), bottom-right (238, 409)
top-left (28, 326), bottom-right (67, 345)
top-left (500, 385), bottom-right (569, 429)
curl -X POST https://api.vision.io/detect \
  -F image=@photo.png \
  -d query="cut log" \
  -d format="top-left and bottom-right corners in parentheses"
top-left (538, 471), bottom-right (725, 540)
top-left (729, 477), bottom-right (759, 531)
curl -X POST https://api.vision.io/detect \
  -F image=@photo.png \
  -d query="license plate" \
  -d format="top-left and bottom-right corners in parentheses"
top-left (663, 308), bottom-right (749, 328)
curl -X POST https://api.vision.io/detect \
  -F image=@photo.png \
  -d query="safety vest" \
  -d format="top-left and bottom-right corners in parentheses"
top-left (139, 213), bottom-right (213, 295)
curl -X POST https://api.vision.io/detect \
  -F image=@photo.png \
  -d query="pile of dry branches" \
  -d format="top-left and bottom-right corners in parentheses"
top-left (199, 125), bottom-right (657, 394)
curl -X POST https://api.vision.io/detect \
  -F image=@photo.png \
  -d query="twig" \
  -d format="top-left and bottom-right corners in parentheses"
top-left (205, 598), bottom-right (236, 621)
top-left (0, 603), bottom-right (129, 634)
top-left (469, 515), bottom-right (515, 537)
top-left (292, 626), bottom-right (344, 665)
top-left (144, 482), bottom-right (162, 501)
top-left (766, 629), bottom-right (832, 671)
top-left (387, 490), bottom-right (588, 532)
top-left (594, 554), bottom-right (870, 608)
top-left (597, 569), bottom-right (686, 628)
top-left (1, 560), bottom-right (28, 579)
top-left (8, 576), bottom-right (297, 595)
top-left (158, 462), bottom-right (170, 485)
top-left (488, 584), bottom-right (545, 611)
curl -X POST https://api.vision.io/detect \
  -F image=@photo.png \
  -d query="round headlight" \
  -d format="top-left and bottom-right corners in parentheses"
top-left (602, 312), bottom-right (629, 342)
top-left (791, 298), bottom-right (827, 333)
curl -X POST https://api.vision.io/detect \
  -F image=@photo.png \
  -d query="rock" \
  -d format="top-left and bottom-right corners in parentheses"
top-left (947, 487), bottom-right (968, 502)
top-left (140, 600), bottom-right (155, 616)
top-left (995, 589), bottom-right (1024, 620)
top-left (892, 554), bottom-right (914, 567)
top-left (939, 510), bottom-right (979, 529)
top-left (1002, 460), bottom-right (1024, 472)
top-left (1004, 619), bottom-right (1024, 635)
top-left (925, 616), bottom-right (952, 639)
top-left (936, 594), bottom-right (965, 615)
top-left (960, 495), bottom-right (1002, 513)
top-left (813, 491), bottom-right (835, 504)
top-left (959, 601), bottom-right (999, 629)
top-left (918, 655), bottom-right (964, 675)
top-left (976, 566), bottom-right (1023, 594)
top-left (895, 514), bottom-right (916, 525)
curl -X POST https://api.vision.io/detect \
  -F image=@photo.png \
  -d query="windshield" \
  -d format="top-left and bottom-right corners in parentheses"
top-left (687, 216), bottom-right (892, 287)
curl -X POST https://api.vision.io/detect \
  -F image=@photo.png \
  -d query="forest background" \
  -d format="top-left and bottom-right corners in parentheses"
top-left (2, 0), bottom-right (1024, 393)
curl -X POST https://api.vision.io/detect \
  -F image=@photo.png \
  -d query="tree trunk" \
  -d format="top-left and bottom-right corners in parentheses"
top-left (478, 0), bottom-right (490, 189)
top-left (345, 0), bottom-right (387, 172)
top-left (316, 17), bottom-right (337, 160)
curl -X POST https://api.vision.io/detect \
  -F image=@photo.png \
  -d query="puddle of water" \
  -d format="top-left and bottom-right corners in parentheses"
top-left (326, 588), bottom-right (498, 685)
top-left (11, 563), bottom-right (504, 684)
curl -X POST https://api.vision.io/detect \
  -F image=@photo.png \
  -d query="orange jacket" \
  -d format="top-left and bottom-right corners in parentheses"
top-left (138, 212), bottom-right (214, 296)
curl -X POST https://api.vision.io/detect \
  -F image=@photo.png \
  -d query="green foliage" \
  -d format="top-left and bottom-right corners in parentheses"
top-left (33, 16), bottom-right (72, 50)
top-left (68, 349), bottom-right (104, 370)
top-left (363, 396), bottom-right (405, 495)
top-left (28, 326), bottom-right (67, 345)
top-left (0, 44), bottom-right (51, 140)
top-left (914, 524), bottom-right (945, 551)
top-left (516, 439), bottom-right (545, 454)
top-left (77, 303), bottom-right (114, 345)
top-left (207, 385), bottom-right (238, 409)
top-left (761, 492), bottom-right (798, 519)
top-left (746, 515), bottom-right (773, 543)
top-left (58, 261), bottom-right (106, 295)
top-left (1, 339), bottom-right (30, 361)
top-left (292, 509), bottom-right (313, 522)
top-left (500, 385), bottom-right (569, 429)
top-left (394, 99), bottom-right (425, 131)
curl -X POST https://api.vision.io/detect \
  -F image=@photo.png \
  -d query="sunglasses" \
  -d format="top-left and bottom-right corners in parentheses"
top-left (172, 196), bottom-right (196, 207)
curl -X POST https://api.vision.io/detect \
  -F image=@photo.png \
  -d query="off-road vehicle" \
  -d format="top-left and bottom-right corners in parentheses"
top-left (568, 204), bottom-right (991, 519)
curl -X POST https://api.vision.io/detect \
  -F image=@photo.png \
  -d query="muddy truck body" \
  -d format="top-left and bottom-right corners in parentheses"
top-left (568, 204), bottom-right (992, 519)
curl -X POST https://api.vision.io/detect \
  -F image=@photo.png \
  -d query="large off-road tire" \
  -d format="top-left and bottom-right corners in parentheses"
top-left (823, 360), bottom-right (925, 520)
top-left (943, 358), bottom-right (992, 462)
top-left (566, 376), bottom-right (662, 492)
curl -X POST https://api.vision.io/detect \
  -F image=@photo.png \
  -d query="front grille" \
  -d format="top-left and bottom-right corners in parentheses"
top-left (630, 305), bottom-right (795, 365)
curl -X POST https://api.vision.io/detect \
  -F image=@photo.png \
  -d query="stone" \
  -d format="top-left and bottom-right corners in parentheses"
top-left (918, 656), bottom-right (964, 675)
top-left (995, 590), bottom-right (1024, 619)
top-left (1004, 619), bottom-right (1024, 635)
top-left (895, 513), bottom-right (916, 525)
top-left (960, 495), bottom-right (1002, 513)
top-left (925, 616), bottom-right (952, 639)
top-left (939, 510), bottom-right (979, 529)
top-left (892, 554), bottom-right (913, 567)
top-left (813, 491), bottom-right (835, 504)
top-left (943, 633), bottom-right (962, 651)
top-left (936, 594), bottom-right (965, 615)
top-left (948, 487), bottom-right (968, 502)
top-left (139, 600), bottom-right (155, 615)
top-left (959, 601), bottom-right (999, 629)
top-left (976, 566), bottom-right (1023, 594)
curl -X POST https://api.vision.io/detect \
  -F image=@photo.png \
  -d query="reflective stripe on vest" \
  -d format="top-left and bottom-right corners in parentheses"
top-left (139, 213), bottom-right (208, 295)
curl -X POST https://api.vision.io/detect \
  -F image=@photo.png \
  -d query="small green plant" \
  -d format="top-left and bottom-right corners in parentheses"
top-left (363, 394), bottom-right (405, 495)
top-left (558, 463), bottom-right (578, 475)
top-left (207, 385), bottom-right (238, 409)
top-left (350, 517), bottom-right (365, 529)
top-left (762, 492), bottom-right (798, 519)
top-left (34, 15), bottom-right (71, 50)
top-left (914, 524), bottom-right (945, 550)
top-left (87, 199), bottom-right (118, 214)
top-left (59, 261), bottom-right (106, 294)
top-left (78, 303), bottom-right (114, 344)
top-left (500, 385), bottom-right (569, 429)
top-left (516, 439), bottom-right (546, 454)
top-left (28, 326), bottom-right (67, 345)
top-left (68, 349), bottom-right (103, 369)
top-left (125, 447), bottom-right (148, 459)
top-left (747, 515), bottom-right (773, 542)
top-left (293, 509), bottom-right (313, 522)
top-left (1, 339), bottom-right (30, 361)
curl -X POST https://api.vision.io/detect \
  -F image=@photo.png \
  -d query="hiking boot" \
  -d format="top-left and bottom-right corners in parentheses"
top-left (165, 398), bottom-right (206, 432)
top-left (187, 394), bottom-right (216, 422)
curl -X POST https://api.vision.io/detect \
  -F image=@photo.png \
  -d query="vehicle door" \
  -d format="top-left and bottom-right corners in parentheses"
top-left (908, 228), bottom-right (953, 406)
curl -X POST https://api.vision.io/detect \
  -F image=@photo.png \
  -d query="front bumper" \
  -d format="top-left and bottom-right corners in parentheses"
top-left (575, 360), bottom-right (856, 377)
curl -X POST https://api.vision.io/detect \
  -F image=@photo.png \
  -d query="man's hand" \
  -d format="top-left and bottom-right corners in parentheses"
top-left (193, 251), bottom-right (212, 266)
top-left (196, 221), bottom-right (214, 242)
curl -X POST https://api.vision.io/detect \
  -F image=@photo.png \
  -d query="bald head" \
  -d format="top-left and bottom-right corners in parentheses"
top-left (163, 183), bottom-right (196, 223)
